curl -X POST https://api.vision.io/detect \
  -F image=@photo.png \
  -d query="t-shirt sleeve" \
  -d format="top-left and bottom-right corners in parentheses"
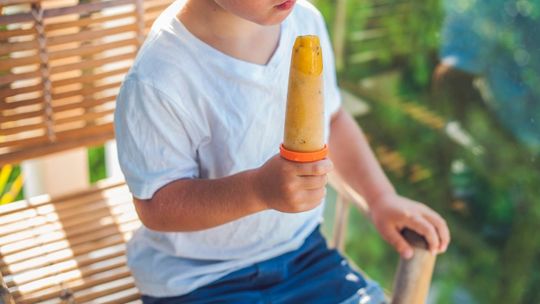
top-left (440, 0), bottom-right (495, 74)
top-left (114, 78), bottom-right (199, 200)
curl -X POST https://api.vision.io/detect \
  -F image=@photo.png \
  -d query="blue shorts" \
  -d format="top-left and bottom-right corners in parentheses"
top-left (141, 227), bottom-right (387, 304)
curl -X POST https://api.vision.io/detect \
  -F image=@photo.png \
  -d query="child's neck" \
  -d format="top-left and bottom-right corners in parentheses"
top-left (178, 0), bottom-right (281, 65)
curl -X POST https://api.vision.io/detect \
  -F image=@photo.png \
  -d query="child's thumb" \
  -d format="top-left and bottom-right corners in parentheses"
top-left (386, 228), bottom-right (414, 259)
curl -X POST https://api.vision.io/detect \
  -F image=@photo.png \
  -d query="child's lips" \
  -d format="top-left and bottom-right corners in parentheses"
top-left (275, 0), bottom-right (295, 10)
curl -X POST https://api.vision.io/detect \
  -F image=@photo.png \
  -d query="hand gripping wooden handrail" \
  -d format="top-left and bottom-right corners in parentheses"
top-left (391, 228), bottom-right (436, 304)
top-left (328, 173), bottom-right (436, 303)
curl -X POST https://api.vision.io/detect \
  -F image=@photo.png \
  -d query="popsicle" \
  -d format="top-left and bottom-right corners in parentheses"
top-left (280, 35), bottom-right (328, 162)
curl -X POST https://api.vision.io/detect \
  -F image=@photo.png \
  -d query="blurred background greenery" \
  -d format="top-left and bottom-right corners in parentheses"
top-left (314, 0), bottom-right (540, 303)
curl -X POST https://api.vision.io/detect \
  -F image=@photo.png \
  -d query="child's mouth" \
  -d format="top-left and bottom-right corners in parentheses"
top-left (275, 0), bottom-right (295, 10)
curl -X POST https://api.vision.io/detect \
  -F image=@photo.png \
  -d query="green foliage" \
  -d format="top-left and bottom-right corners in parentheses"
top-left (0, 165), bottom-right (24, 204)
top-left (316, 0), bottom-right (442, 86)
top-left (315, 1), bottom-right (539, 301)
top-left (88, 146), bottom-right (106, 184)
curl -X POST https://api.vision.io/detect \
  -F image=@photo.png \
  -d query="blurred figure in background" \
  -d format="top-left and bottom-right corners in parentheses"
top-left (434, 0), bottom-right (540, 152)
top-left (433, 1), bottom-right (540, 303)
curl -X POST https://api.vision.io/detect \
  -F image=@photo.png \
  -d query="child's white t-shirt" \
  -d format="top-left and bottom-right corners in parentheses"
top-left (114, 0), bottom-right (341, 297)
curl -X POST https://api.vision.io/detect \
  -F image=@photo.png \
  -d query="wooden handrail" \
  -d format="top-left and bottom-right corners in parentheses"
top-left (391, 229), bottom-right (436, 304)
top-left (328, 172), bottom-right (436, 303)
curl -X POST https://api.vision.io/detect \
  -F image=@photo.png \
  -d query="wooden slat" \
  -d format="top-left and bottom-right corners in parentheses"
top-left (0, 121), bottom-right (45, 136)
top-left (0, 190), bottom-right (130, 237)
top-left (48, 38), bottom-right (137, 61)
top-left (52, 94), bottom-right (115, 113)
top-left (101, 290), bottom-right (141, 304)
top-left (17, 267), bottom-right (133, 303)
top-left (0, 27), bottom-right (36, 40)
top-left (0, 39), bottom-right (38, 55)
top-left (0, 202), bottom-right (135, 253)
top-left (0, 108), bottom-right (44, 123)
top-left (46, 23), bottom-right (137, 47)
top-left (1, 233), bottom-right (126, 272)
top-left (54, 108), bottom-right (114, 126)
top-left (1, 219), bottom-right (138, 261)
top-left (0, 214), bottom-right (137, 261)
top-left (0, 134), bottom-right (48, 152)
top-left (74, 279), bottom-right (135, 303)
top-left (51, 81), bottom-right (121, 101)
top-left (3, 231), bottom-right (127, 270)
top-left (0, 133), bottom-right (48, 150)
top-left (0, 70), bottom-right (41, 86)
top-left (16, 266), bottom-right (132, 301)
top-left (51, 66), bottom-right (129, 87)
top-left (2, 243), bottom-right (127, 281)
top-left (0, 96), bottom-right (42, 111)
top-left (43, 0), bottom-right (135, 19)
top-left (0, 181), bottom-right (127, 222)
top-left (0, 123), bottom-right (114, 166)
top-left (49, 51), bottom-right (134, 74)
top-left (8, 254), bottom-right (127, 288)
top-left (0, 0), bottom-right (39, 5)
top-left (144, 2), bottom-right (170, 14)
top-left (0, 184), bottom-right (130, 229)
top-left (0, 12), bottom-right (34, 26)
top-left (0, 54), bottom-right (41, 70)
top-left (100, 288), bottom-right (140, 304)
top-left (1, 230), bottom-right (135, 280)
top-left (44, 10), bottom-right (136, 32)
top-left (6, 248), bottom-right (127, 287)
top-left (0, 83), bottom-right (42, 100)
top-left (14, 258), bottom-right (130, 296)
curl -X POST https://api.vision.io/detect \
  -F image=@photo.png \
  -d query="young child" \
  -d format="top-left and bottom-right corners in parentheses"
top-left (114, 0), bottom-right (450, 303)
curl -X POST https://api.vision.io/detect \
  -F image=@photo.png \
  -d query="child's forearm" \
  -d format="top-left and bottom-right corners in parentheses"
top-left (133, 170), bottom-right (266, 232)
top-left (133, 154), bottom-right (333, 232)
top-left (329, 108), bottom-right (451, 256)
top-left (328, 108), bottom-right (396, 206)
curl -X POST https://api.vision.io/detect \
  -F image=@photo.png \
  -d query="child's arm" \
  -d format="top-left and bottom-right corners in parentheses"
top-left (328, 107), bottom-right (450, 258)
top-left (133, 155), bottom-right (332, 232)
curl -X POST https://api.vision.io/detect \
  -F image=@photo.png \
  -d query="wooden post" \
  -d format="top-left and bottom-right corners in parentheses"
top-left (332, 194), bottom-right (350, 251)
top-left (391, 229), bottom-right (436, 304)
top-left (0, 272), bottom-right (15, 304)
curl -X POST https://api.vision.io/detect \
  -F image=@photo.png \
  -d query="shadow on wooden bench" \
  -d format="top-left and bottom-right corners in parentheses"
top-left (0, 180), bottom-right (140, 303)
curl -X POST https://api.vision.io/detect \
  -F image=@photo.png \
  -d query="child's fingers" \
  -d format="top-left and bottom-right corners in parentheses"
top-left (385, 228), bottom-right (414, 259)
top-left (420, 207), bottom-right (450, 252)
top-left (299, 175), bottom-right (328, 190)
top-left (406, 215), bottom-right (440, 255)
top-left (295, 159), bottom-right (333, 176)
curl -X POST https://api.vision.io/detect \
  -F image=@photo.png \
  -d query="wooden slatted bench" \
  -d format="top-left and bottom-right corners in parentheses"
top-left (1, 0), bottom-right (172, 302)
top-left (0, 180), bottom-right (140, 303)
